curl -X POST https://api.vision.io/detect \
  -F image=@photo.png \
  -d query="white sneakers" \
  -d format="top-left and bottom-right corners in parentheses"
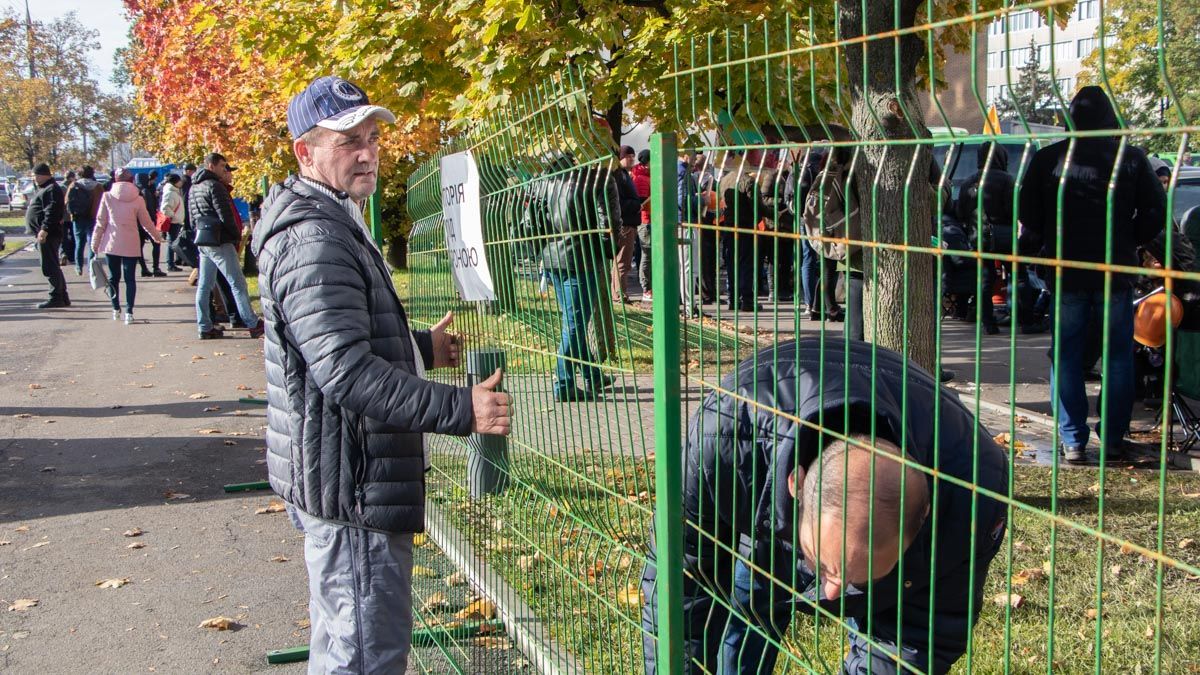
top-left (112, 309), bottom-right (120, 321)
top-left (124, 313), bottom-right (134, 325)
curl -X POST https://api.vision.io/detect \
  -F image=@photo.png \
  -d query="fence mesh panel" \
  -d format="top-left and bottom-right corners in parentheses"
top-left (404, 2), bottom-right (1200, 672)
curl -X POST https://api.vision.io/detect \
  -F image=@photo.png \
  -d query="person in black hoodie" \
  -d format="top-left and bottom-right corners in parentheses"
top-left (611, 145), bottom-right (642, 303)
top-left (26, 163), bottom-right (69, 308)
top-left (956, 142), bottom-right (1015, 335)
top-left (1018, 86), bottom-right (1167, 463)
top-left (136, 172), bottom-right (166, 277)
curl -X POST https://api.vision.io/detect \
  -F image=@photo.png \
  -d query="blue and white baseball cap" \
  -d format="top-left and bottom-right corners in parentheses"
top-left (287, 76), bottom-right (397, 139)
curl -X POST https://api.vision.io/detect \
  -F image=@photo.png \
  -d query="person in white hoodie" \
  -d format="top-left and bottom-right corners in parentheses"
top-left (160, 174), bottom-right (187, 271)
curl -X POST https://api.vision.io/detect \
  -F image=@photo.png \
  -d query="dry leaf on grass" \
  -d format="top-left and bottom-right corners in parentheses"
top-left (198, 616), bottom-right (240, 631)
top-left (270, 555), bottom-right (289, 563)
top-left (1011, 568), bottom-right (1047, 586)
top-left (993, 593), bottom-right (1024, 609)
top-left (618, 585), bottom-right (643, 608)
top-left (7, 599), bottom-right (38, 611)
top-left (22, 541), bottom-right (49, 551)
top-left (412, 565), bottom-right (438, 579)
top-left (127, 542), bottom-right (146, 550)
top-left (96, 577), bottom-right (131, 589)
top-left (421, 592), bottom-right (450, 613)
top-left (123, 527), bottom-right (143, 537)
top-left (255, 500), bottom-right (286, 515)
top-left (445, 572), bottom-right (467, 587)
top-left (454, 598), bottom-right (497, 621)
top-left (1179, 538), bottom-right (1195, 550)
top-left (188, 393), bottom-right (210, 400)
top-left (473, 637), bottom-right (511, 650)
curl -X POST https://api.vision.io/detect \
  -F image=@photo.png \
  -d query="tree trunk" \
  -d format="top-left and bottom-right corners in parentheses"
top-left (604, 98), bottom-right (623, 146)
top-left (839, 0), bottom-right (937, 372)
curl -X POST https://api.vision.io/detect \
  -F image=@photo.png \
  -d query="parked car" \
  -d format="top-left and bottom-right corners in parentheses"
top-left (10, 179), bottom-right (34, 211)
top-left (0, 183), bottom-right (11, 208)
top-left (1171, 167), bottom-right (1200, 226)
top-left (932, 138), bottom-right (1036, 202)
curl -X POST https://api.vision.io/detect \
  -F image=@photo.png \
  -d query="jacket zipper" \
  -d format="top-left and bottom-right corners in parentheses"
top-left (354, 417), bottom-right (368, 515)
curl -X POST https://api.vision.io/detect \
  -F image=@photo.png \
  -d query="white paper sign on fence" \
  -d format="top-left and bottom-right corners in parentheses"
top-left (440, 150), bottom-right (494, 301)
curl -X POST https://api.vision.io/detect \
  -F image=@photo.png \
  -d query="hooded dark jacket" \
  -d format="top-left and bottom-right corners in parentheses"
top-left (956, 142), bottom-right (1015, 253)
top-left (670, 338), bottom-right (1008, 672)
top-left (252, 176), bottom-right (474, 533)
top-left (188, 168), bottom-right (239, 247)
top-left (538, 166), bottom-right (620, 273)
top-left (25, 178), bottom-right (64, 238)
top-left (613, 167), bottom-right (642, 228)
top-left (1019, 86), bottom-right (1167, 291)
top-left (136, 174), bottom-right (159, 219)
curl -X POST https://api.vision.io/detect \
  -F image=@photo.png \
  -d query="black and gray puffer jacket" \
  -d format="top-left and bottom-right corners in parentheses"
top-left (252, 176), bottom-right (474, 533)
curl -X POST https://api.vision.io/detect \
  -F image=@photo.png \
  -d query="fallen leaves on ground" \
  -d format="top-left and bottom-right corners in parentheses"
top-left (163, 491), bottom-right (190, 500)
top-left (198, 616), bottom-right (240, 631)
top-left (196, 429), bottom-right (222, 435)
top-left (412, 565), bottom-right (437, 578)
top-left (295, 618), bottom-right (310, 629)
top-left (28, 384), bottom-right (42, 390)
top-left (255, 500), bottom-right (286, 515)
top-left (212, 352), bottom-right (226, 357)
top-left (445, 571), bottom-right (467, 587)
top-left (13, 413), bottom-right (32, 419)
top-left (420, 592), bottom-right (450, 613)
top-left (127, 542), bottom-right (146, 550)
top-left (0, 540), bottom-right (9, 546)
top-left (270, 555), bottom-right (289, 563)
top-left (21, 541), bottom-right (49, 551)
top-left (454, 598), bottom-right (497, 621)
top-left (188, 393), bottom-right (210, 400)
top-left (190, 356), bottom-right (205, 362)
top-left (1179, 538), bottom-right (1195, 550)
top-left (14, 526), bottom-right (29, 533)
top-left (618, 585), bottom-right (642, 608)
top-left (236, 384), bottom-right (252, 391)
top-left (96, 578), bottom-right (131, 589)
top-left (1011, 568), bottom-right (1047, 586)
top-left (7, 599), bottom-right (38, 611)
top-left (474, 637), bottom-right (511, 650)
top-left (123, 528), bottom-right (144, 537)
top-left (993, 593), bottom-right (1023, 609)
top-left (203, 406), bottom-right (221, 412)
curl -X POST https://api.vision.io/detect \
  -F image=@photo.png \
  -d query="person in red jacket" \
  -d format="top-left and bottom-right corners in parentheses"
top-left (633, 149), bottom-right (652, 302)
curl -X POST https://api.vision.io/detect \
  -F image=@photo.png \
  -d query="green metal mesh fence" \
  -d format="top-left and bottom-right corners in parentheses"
top-left (403, 2), bottom-right (1200, 673)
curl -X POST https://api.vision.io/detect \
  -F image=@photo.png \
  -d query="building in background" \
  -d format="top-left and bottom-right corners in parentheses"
top-left (984, 2), bottom-right (1106, 106)
top-left (921, 30), bottom-right (988, 133)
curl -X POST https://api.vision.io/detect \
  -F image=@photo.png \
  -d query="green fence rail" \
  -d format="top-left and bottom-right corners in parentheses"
top-left (403, 2), bottom-right (1200, 673)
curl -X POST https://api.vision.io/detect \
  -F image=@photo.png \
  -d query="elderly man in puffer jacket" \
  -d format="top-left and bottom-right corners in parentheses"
top-left (640, 338), bottom-right (1009, 674)
top-left (253, 76), bottom-right (512, 673)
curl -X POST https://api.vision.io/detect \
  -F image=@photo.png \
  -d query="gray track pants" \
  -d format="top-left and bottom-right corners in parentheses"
top-left (291, 508), bottom-right (414, 674)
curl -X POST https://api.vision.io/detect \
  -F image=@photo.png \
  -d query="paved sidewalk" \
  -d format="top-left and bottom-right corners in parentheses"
top-left (0, 248), bottom-right (313, 672)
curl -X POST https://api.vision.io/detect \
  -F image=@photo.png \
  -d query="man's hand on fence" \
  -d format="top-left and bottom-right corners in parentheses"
top-left (430, 311), bottom-right (461, 369)
top-left (471, 368), bottom-right (512, 436)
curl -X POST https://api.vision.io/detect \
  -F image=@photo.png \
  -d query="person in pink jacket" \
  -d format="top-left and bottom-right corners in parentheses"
top-left (92, 169), bottom-right (163, 324)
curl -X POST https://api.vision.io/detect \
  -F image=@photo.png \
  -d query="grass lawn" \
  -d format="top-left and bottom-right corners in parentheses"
top-left (423, 444), bottom-right (1200, 674)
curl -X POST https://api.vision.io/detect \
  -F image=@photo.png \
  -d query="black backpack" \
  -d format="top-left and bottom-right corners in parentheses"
top-left (67, 183), bottom-right (92, 220)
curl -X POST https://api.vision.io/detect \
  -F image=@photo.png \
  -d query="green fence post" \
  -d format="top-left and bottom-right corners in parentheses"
top-left (650, 132), bottom-right (683, 675)
top-left (260, 175), bottom-right (268, 199)
top-left (368, 183), bottom-right (383, 246)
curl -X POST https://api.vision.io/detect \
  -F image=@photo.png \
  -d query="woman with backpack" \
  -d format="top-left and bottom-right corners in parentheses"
top-left (92, 169), bottom-right (163, 325)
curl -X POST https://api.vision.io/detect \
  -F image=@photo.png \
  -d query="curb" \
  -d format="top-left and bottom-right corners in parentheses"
top-left (424, 502), bottom-right (582, 675)
top-left (947, 382), bottom-right (1200, 473)
top-left (0, 240), bottom-right (33, 262)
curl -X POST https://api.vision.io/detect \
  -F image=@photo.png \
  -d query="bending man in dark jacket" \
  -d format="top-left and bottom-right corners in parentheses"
top-left (641, 338), bottom-right (1008, 674)
top-left (1018, 86), bottom-right (1166, 463)
top-left (189, 152), bottom-right (262, 339)
top-left (27, 163), bottom-right (68, 308)
top-left (253, 76), bottom-right (513, 673)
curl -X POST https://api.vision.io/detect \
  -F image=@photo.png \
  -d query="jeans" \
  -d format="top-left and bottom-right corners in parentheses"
top-left (37, 237), bottom-right (68, 303)
top-left (195, 243), bottom-right (259, 333)
top-left (548, 270), bottom-right (600, 391)
top-left (61, 226), bottom-right (75, 265)
top-left (106, 254), bottom-right (139, 312)
top-left (637, 222), bottom-right (653, 293)
top-left (73, 219), bottom-right (95, 273)
top-left (800, 241), bottom-right (819, 309)
top-left (717, 560), bottom-right (797, 673)
top-left (1049, 288), bottom-right (1135, 450)
top-left (165, 223), bottom-right (182, 268)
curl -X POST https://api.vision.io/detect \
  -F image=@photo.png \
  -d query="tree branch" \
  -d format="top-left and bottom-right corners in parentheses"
top-left (619, 0), bottom-right (669, 19)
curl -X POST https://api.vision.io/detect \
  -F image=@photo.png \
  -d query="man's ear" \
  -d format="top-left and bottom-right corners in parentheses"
top-left (787, 467), bottom-right (805, 499)
top-left (293, 139), bottom-right (311, 168)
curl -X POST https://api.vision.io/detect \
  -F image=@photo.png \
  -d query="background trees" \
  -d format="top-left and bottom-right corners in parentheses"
top-left (0, 11), bottom-right (132, 170)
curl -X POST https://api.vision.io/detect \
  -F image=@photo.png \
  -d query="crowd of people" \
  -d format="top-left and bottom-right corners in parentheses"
top-left (25, 155), bottom-right (263, 338)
